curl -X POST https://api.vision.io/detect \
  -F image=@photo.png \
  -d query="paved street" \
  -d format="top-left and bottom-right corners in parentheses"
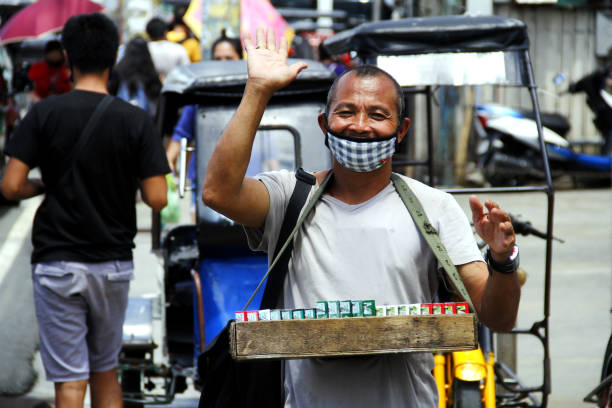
top-left (0, 186), bottom-right (609, 407)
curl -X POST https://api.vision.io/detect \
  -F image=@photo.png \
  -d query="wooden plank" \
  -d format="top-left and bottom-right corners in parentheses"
top-left (230, 314), bottom-right (477, 361)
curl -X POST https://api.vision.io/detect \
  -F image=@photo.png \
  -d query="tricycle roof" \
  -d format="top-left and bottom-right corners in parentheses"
top-left (161, 59), bottom-right (336, 96)
top-left (323, 15), bottom-right (529, 58)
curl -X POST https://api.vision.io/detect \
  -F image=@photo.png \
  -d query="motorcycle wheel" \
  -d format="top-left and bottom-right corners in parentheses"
top-left (452, 379), bottom-right (483, 408)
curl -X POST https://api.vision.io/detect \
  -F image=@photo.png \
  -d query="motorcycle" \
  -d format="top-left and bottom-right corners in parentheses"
top-left (474, 102), bottom-right (612, 187)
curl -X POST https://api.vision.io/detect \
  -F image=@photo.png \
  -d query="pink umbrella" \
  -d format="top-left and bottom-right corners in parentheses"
top-left (0, 0), bottom-right (104, 44)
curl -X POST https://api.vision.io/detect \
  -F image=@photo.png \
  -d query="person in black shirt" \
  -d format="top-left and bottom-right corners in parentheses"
top-left (1, 13), bottom-right (170, 408)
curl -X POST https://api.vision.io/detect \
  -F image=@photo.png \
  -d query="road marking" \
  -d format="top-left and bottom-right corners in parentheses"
top-left (0, 197), bottom-right (41, 285)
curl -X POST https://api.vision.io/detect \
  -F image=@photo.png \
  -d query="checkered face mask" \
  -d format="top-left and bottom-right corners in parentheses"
top-left (326, 129), bottom-right (397, 173)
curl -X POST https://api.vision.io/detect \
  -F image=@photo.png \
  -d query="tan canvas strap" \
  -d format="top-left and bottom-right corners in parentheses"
top-left (391, 173), bottom-right (478, 321)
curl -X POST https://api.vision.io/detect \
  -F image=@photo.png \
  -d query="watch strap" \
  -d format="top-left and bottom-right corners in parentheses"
top-left (485, 245), bottom-right (519, 275)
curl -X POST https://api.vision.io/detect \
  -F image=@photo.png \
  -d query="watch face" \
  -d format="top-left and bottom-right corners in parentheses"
top-left (509, 245), bottom-right (519, 262)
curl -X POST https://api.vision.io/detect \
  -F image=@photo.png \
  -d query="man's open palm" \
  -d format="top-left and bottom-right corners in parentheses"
top-left (469, 195), bottom-right (516, 259)
top-left (243, 27), bottom-right (308, 93)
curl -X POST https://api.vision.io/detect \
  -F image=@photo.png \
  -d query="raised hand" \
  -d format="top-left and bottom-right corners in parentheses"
top-left (469, 195), bottom-right (516, 260)
top-left (243, 27), bottom-right (308, 95)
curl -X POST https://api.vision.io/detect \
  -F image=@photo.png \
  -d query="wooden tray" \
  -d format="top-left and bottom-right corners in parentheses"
top-left (230, 314), bottom-right (477, 361)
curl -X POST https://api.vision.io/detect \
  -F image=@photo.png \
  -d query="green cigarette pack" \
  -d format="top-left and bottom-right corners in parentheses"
top-left (362, 300), bottom-right (376, 317)
top-left (316, 301), bottom-right (329, 319)
top-left (351, 300), bottom-right (363, 317)
top-left (339, 300), bottom-right (352, 318)
top-left (328, 301), bottom-right (340, 318)
top-left (375, 306), bottom-right (386, 317)
top-left (292, 309), bottom-right (305, 319)
top-left (270, 309), bottom-right (282, 321)
top-left (281, 309), bottom-right (293, 320)
top-left (304, 308), bottom-right (317, 319)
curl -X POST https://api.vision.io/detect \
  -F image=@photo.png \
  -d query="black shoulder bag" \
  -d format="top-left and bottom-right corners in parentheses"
top-left (197, 168), bottom-right (331, 408)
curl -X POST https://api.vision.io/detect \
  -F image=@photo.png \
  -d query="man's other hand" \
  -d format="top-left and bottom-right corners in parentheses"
top-left (469, 195), bottom-right (516, 261)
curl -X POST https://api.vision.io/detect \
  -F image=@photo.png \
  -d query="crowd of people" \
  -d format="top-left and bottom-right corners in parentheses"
top-left (0, 9), bottom-right (522, 408)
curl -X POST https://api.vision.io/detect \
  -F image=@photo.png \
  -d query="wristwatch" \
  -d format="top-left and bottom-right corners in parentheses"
top-left (485, 245), bottom-right (519, 275)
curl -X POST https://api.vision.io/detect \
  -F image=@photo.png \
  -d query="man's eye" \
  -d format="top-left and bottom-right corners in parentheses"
top-left (337, 111), bottom-right (353, 117)
top-left (371, 113), bottom-right (387, 120)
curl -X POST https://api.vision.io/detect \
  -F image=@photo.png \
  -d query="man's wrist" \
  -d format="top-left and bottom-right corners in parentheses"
top-left (244, 80), bottom-right (275, 100)
top-left (485, 245), bottom-right (519, 275)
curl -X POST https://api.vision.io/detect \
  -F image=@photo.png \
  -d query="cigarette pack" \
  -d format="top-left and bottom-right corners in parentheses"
top-left (340, 300), bottom-right (353, 318)
top-left (292, 309), bottom-right (305, 320)
top-left (386, 305), bottom-right (399, 316)
top-left (316, 301), bottom-right (329, 319)
top-left (328, 301), bottom-right (340, 318)
top-left (398, 304), bottom-right (410, 316)
top-left (351, 301), bottom-right (364, 317)
top-left (246, 311), bottom-right (260, 321)
top-left (362, 300), bottom-right (376, 317)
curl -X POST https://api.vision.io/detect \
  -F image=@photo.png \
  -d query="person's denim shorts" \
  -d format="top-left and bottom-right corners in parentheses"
top-left (31, 260), bottom-right (133, 382)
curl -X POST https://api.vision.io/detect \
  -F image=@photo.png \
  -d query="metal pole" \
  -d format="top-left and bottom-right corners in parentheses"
top-left (525, 49), bottom-right (554, 405)
top-left (372, 0), bottom-right (382, 21)
top-left (426, 86), bottom-right (435, 186)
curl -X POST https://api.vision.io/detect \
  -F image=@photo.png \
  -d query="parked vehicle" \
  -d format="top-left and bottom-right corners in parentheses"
top-left (474, 102), bottom-right (612, 187)
top-left (324, 15), bottom-right (557, 407)
top-left (119, 59), bottom-right (335, 406)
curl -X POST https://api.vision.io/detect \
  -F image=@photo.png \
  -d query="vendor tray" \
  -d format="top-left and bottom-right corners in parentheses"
top-left (230, 314), bottom-right (477, 361)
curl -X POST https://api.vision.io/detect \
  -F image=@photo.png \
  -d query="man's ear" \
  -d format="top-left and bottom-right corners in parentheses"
top-left (317, 113), bottom-right (327, 135)
top-left (397, 117), bottom-right (411, 144)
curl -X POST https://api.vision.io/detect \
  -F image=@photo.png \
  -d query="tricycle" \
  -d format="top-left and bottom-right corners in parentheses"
top-left (118, 58), bottom-right (335, 406)
top-left (323, 15), bottom-right (556, 407)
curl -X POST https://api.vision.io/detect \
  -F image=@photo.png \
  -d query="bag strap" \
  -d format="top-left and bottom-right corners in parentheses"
top-left (57, 94), bottom-right (115, 182)
top-left (243, 169), bottom-right (333, 310)
top-left (259, 168), bottom-right (316, 309)
top-left (390, 173), bottom-right (478, 320)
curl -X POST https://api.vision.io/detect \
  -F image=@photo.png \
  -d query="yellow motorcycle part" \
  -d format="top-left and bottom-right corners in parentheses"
top-left (484, 351), bottom-right (496, 408)
top-left (452, 348), bottom-right (487, 382)
top-left (433, 353), bottom-right (447, 408)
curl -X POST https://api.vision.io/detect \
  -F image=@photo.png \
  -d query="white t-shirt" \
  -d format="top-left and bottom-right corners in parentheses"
top-left (245, 170), bottom-right (483, 408)
top-left (147, 40), bottom-right (190, 79)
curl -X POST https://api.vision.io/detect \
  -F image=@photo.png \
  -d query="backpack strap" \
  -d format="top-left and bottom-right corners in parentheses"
top-left (390, 173), bottom-right (479, 321)
top-left (243, 169), bottom-right (332, 310)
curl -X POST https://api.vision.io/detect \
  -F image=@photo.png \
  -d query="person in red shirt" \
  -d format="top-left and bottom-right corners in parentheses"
top-left (27, 40), bottom-right (71, 102)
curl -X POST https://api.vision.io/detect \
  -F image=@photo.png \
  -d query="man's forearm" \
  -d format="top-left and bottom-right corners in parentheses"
top-left (203, 82), bottom-right (272, 202)
top-left (480, 272), bottom-right (521, 332)
top-left (2, 178), bottom-right (44, 200)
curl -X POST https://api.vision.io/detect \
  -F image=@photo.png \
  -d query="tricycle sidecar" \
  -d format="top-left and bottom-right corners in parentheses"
top-left (324, 15), bottom-right (556, 408)
top-left (120, 59), bottom-right (335, 405)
